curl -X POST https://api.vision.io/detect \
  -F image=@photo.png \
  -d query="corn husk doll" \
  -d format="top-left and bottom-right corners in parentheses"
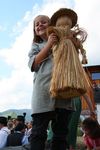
top-left (47, 8), bottom-right (90, 99)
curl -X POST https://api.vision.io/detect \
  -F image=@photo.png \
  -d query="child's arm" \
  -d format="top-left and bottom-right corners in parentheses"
top-left (32, 33), bottom-right (57, 70)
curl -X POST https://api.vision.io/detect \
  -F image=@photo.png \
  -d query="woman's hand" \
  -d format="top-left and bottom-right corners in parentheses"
top-left (90, 111), bottom-right (97, 120)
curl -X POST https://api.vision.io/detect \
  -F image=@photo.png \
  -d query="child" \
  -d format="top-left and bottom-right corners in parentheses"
top-left (47, 8), bottom-right (90, 100)
top-left (28, 15), bottom-right (75, 150)
top-left (82, 117), bottom-right (100, 150)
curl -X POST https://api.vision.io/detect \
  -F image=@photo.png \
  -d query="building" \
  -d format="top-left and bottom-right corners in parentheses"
top-left (84, 65), bottom-right (100, 104)
top-left (81, 65), bottom-right (100, 122)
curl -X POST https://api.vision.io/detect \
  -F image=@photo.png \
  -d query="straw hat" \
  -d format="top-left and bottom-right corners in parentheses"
top-left (50, 8), bottom-right (78, 28)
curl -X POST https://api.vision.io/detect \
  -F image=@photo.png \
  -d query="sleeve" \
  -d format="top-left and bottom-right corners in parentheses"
top-left (28, 43), bottom-right (41, 72)
top-left (0, 132), bottom-right (8, 148)
top-left (22, 135), bottom-right (29, 145)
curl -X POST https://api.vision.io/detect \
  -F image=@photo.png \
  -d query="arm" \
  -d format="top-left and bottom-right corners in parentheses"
top-left (0, 132), bottom-right (8, 148)
top-left (83, 134), bottom-right (93, 150)
top-left (82, 94), bottom-right (96, 117)
top-left (28, 29), bottom-right (58, 72)
top-left (31, 33), bottom-right (57, 71)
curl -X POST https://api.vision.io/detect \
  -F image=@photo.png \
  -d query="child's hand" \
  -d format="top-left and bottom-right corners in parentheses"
top-left (47, 33), bottom-right (58, 48)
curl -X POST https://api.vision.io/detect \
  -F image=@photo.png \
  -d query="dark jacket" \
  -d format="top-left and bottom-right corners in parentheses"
top-left (7, 132), bottom-right (24, 146)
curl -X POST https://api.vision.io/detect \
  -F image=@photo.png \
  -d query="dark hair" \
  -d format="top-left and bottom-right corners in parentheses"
top-left (82, 117), bottom-right (100, 139)
top-left (15, 123), bottom-right (26, 132)
top-left (17, 115), bottom-right (25, 123)
top-left (0, 116), bottom-right (7, 126)
top-left (33, 15), bottom-right (50, 43)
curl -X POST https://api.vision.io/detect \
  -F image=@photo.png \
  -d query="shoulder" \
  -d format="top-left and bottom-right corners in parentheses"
top-left (28, 42), bottom-right (40, 57)
top-left (30, 42), bottom-right (46, 52)
top-left (0, 127), bottom-right (10, 135)
top-left (31, 42), bottom-right (40, 52)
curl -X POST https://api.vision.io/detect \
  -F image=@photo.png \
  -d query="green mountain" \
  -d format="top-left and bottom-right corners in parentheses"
top-left (0, 109), bottom-right (32, 122)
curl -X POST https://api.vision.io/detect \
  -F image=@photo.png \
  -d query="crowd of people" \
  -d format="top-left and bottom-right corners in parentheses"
top-left (0, 114), bottom-right (100, 150)
top-left (0, 115), bottom-right (32, 149)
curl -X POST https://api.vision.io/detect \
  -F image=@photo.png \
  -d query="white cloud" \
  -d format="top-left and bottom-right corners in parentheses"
top-left (0, 0), bottom-right (74, 112)
top-left (74, 0), bottom-right (100, 65)
top-left (0, 0), bottom-right (100, 112)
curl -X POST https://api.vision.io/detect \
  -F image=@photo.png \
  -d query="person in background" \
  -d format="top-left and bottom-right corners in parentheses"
top-left (7, 120), bottom-right (14, 134)
top-left (0, 116), bottom-right (10, 148)
top-left (82, 117), bottom-right (100, 150)
top-left (67, 93), bottom-right (95, 150)
top-left (28, 14), bottom-right (75, 150)
top-left (47, 93), bottom-right (95, 150)
top-left (67, 97), bottom-right (82, 150)
top-left (25, 121), bottom-right (32, 141)
top-left (16, 115), bottom-right (25, 125)
top-left (7, 122), bottom-right (29, 146)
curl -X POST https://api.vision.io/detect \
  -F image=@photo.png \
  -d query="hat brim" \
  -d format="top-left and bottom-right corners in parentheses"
top-left (50, 8), bottom-right (77, 28)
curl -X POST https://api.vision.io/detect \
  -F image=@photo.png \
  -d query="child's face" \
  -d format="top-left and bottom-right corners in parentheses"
top-left (56, 16), bottom-right (72, 28)
top-left (34, 15), bottom-right (50, 39)
top-left (82, 127), bottom-right (90, 136)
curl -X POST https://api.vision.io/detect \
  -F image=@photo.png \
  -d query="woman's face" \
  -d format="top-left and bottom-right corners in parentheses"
top-left (56, 16), bottom-right (72, 28)
top-left (34, 15), bottom-right (50, 39)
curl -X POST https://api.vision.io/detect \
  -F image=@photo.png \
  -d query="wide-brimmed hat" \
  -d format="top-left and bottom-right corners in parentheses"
top-left (50, 8), bottom-right (78, 28)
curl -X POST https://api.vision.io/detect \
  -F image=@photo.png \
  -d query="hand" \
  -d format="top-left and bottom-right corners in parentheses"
top-left (90, 111), bottom-right (97, 119)
top-left (47, 33), bottom-right (58, 48)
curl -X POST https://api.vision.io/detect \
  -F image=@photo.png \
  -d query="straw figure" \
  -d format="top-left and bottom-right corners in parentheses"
top-left (47, 8), bottom-right (90, 99)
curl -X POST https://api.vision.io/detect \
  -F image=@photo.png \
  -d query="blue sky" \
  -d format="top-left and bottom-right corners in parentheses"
top-left (0, 0), bottom-right (100, 115)
top-left (0, 0), bottom-right (35, 77)
top-left (0, 0), bottom-right (35, 48)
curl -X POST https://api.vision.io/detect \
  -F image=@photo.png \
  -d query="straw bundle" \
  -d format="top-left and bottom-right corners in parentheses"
top-left (47, 26), bottom-right (90, 99)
